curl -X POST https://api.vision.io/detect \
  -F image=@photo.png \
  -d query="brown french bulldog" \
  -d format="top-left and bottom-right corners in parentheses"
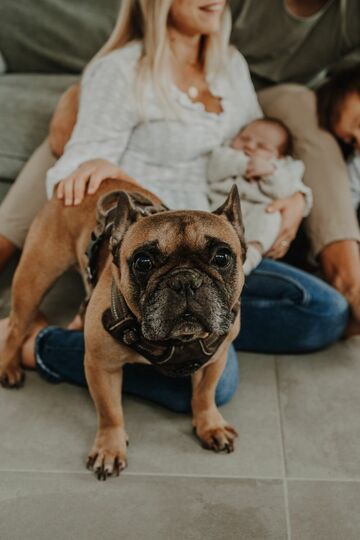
top-left (0, 178), bottom-right (246, 480)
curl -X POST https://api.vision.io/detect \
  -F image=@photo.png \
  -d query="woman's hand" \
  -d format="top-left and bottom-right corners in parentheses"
top-left (56, 159), bottom-right (136, 206)
top-left (265, 192), bottom-right (306, 259)
top-left (49, 84), bottom-right (79, 157)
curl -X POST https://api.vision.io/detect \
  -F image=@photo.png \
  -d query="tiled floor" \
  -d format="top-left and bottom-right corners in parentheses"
top-left (1, 260), bottom-right (360, 539)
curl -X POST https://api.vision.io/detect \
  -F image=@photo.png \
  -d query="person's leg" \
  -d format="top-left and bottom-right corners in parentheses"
top-left (235, 258), bottom-right (349, 353)
top-left (24, 326), bottom-right (239, 414)
top-left (258, 84), bottom-right (360, 329)
top-left (0, 138), bottom-right (56, 271)
top-left (0, 236), bottom-right (17, 273)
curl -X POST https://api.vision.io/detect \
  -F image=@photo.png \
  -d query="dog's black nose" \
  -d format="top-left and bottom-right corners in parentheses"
top-left (167, 270), bottom-right (203, 296)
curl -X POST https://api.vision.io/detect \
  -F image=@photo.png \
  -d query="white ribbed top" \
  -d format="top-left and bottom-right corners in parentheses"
top-left (46, 41), bottom-right (262, 210)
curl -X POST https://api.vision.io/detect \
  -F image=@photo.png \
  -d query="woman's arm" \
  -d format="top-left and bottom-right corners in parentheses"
top-left (48, 84), bottom-right (80, 157)
top-left (46, 50), bottom-right (139, 202)
top-left (265, 192), bottom-right (306, 259)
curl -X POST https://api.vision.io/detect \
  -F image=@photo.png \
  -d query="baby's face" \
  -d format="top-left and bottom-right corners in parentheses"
top-left (334, 92), bottom-right (360, 151)
top-left (231, 121), bottom-right (285, 159)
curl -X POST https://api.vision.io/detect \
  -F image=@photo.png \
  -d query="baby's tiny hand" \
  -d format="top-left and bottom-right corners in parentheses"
top-left (245, 156), bottom-right (275, 180)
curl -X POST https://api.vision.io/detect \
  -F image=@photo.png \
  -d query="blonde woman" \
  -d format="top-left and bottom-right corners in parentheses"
top-left (2, 0), bottom-right (349, 411)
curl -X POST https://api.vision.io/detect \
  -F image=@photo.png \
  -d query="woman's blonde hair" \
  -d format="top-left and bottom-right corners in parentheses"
top-left (90, 0), bottom-right (232, 115)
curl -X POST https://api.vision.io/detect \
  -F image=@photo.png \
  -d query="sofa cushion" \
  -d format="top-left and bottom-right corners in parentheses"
top-left (0, 74), bottom-right (78, 180)
top-left (0, 0), bottom-right (120, 73)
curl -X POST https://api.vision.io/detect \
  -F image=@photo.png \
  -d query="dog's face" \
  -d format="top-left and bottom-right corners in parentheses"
top-left (111, 187), bottom-right (246, 343)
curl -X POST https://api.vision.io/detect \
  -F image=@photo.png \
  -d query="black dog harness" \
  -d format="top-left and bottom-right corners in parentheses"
top-left (86, 191), bottom-right (240, 377)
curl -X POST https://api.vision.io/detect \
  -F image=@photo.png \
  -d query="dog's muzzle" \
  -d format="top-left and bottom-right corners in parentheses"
top-left (102, 280), bottom-right (240, 377)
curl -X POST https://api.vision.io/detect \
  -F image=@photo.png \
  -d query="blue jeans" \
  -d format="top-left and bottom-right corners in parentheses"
top-left (35, 259), bottom-right (349, 413)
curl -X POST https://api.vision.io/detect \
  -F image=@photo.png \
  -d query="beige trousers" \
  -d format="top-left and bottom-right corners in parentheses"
top-left (0, 84), bottom-right (359, 252)
top-left (0, 138), bottom-right (56, 247)
top-left (257, 84), bottom-right (360, 256)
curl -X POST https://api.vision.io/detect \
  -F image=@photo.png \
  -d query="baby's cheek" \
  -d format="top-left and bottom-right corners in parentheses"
top-left (231, 137), bottom-right (245, 151)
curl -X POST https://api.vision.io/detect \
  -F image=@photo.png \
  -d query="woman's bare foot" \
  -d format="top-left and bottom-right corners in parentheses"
top-left (21, 312), bottom-right (49, 369)
top-left (0, 234), bottom-right (17, 273)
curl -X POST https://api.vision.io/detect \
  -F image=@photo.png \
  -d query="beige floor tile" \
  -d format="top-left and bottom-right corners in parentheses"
top-left (288, 480), bottom-right (360, 540)
top-left (0, 472), bottom-right (287, 540)
top-left (277, 340), bottom-right (360, 479)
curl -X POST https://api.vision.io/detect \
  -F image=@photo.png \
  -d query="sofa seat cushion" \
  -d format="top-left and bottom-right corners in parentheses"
top-left (0, 73), bottom-right (78, 180)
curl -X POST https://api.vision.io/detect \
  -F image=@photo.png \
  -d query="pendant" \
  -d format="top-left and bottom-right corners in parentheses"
top-left (188, 85), bottom-right (199, 100)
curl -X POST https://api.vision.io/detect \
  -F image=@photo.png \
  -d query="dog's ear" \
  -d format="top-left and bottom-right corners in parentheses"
top-left (110, 191), bottom-right (143, 264)
top-left (212, 185), bottom-right (247, 261)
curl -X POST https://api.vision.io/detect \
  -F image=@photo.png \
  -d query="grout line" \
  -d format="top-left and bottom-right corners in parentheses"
top-left (0, 468), bottom-right (359, 483)
top-left (286, 477), bottom-right (360, 483)
top-left (274, 355), bottom-right (292, 540)
top-left (0, 469), bottom-right (282, 480)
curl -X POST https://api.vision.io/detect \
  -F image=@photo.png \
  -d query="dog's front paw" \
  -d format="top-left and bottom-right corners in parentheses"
top-left (195, 423), bottom-right (238, 453)
top-left (0, 365), bottom-right (25, 389)
top-left (87, 428), bottom-right (128, 480)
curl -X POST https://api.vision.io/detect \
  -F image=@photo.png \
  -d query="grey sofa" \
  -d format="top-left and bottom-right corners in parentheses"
top-left (0, 0), bottom-right (120, 189)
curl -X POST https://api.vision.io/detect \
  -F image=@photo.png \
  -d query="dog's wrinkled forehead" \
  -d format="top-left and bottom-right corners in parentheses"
top-left (121, 211), bottom-right (240, 255)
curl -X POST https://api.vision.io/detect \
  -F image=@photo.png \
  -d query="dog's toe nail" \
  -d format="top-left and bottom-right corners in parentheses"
top-left (224, 443), bottom-right (233, 454)
top-left (86, 455), bottom-right (97, 470)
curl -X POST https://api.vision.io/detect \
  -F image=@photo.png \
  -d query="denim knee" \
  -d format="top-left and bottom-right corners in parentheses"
top-left (301, 286), bottom-right (349, 351)
top-left (236, 259), bottom-right (350, 354)
top-left (155, 345), bottom-right (240, 414)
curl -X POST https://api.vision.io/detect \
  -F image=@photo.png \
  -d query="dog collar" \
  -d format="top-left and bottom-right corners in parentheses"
top-left (102, 281), bottom-right (240, 377)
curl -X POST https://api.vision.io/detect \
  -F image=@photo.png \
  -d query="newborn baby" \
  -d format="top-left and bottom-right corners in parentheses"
top-left (208, 118), bottom-right (313, 274)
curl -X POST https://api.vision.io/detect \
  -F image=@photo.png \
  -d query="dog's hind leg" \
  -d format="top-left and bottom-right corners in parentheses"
top-left (0, 204), bottom-right (77, 388)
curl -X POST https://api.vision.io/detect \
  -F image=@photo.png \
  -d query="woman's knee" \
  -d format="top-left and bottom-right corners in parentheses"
top-left (298, 284), bottom-right (349, 351)
top-left (237, 260), bottom-right (349, 353)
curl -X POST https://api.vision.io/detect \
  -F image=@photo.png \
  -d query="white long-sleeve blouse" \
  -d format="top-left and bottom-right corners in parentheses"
top-left (46, 41), bottom-right (262, 211)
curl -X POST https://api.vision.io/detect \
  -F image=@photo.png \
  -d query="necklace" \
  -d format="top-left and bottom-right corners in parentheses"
top-left (187, 86), bottom-right (199, 100)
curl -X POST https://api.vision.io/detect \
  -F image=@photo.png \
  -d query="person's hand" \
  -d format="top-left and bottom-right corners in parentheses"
top-left (320, 240), bottom-right (360, 326)
top-left (56, 159), bottom-right (136, 206)
top-left (49, 84), bottom-right (79, 157)
top-left (265, 192), bottom-right (306, 259)
top-left (245, 156), bottom-right (275, 180)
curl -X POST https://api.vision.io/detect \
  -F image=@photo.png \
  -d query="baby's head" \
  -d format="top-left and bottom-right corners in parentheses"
top-left (231, 118), bottom-right (292, 159)
top-left (317, 65), bottom-right (360, 153)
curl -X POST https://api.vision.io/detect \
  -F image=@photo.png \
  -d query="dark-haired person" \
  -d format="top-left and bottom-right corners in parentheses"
top-left (317, 64), bottom-right (360, 225)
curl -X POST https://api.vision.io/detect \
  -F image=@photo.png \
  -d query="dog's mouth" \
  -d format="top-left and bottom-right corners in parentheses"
top-left (167, 312), bottom-right (210, 342)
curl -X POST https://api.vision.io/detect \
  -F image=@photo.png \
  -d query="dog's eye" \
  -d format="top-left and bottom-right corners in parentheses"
top-left (133, 254), bottom-right (153, 273)
top-left (211, 248), bottom-right (232, 269)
